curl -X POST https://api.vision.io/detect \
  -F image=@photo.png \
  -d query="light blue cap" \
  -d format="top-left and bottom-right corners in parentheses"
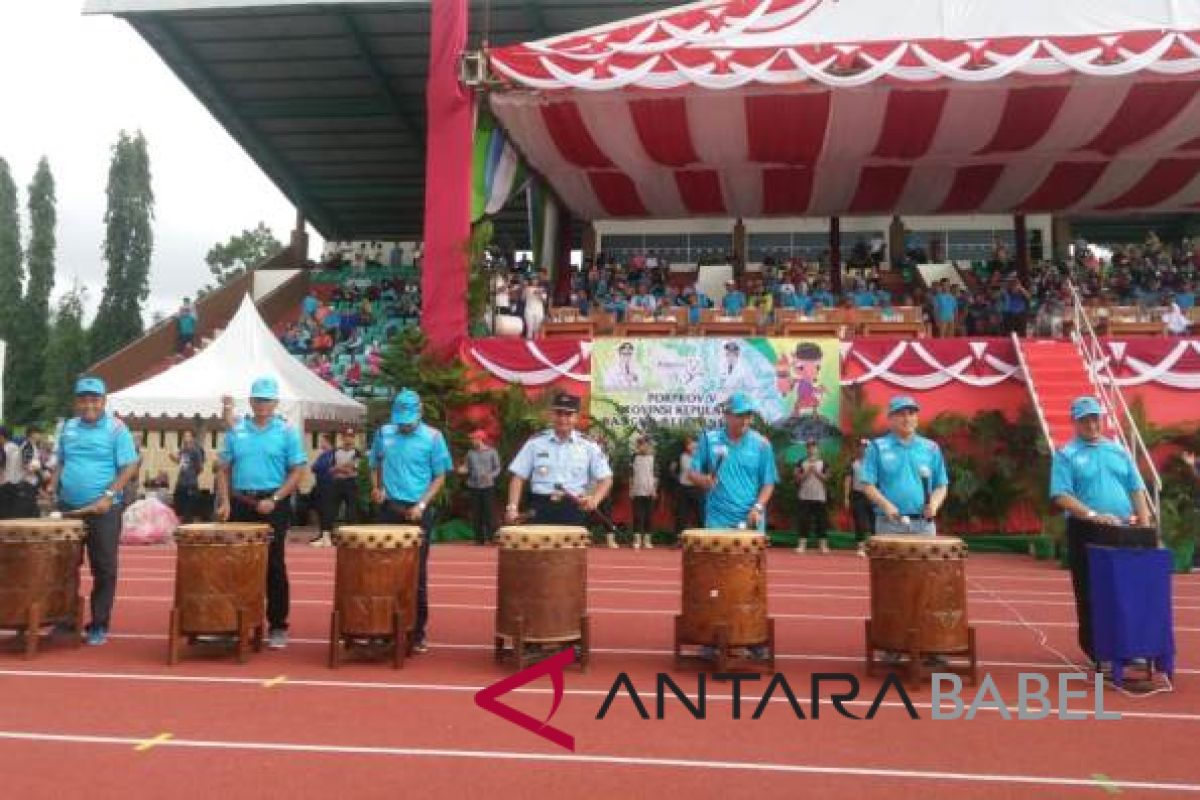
top-left (392, 388), bottom-right (421, 424)
top-left (1071, 396), bottom-right (1103, 420)
top-left (888, 395), bottom-right (920, 415)
top-left (250, 376), bottom-right (280, 400)
top-left (74, 377), bottom-right (106, 396)
top-left (726, 392), bottom-right (758, 416)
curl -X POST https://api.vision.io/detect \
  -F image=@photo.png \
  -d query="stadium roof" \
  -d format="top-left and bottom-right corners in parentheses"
top-left (85, 0), bottom-right (679, 242)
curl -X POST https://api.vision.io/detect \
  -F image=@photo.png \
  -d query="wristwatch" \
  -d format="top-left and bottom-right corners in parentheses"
top-left (1085, 509), bottom-right (1098, 519)
top-left (752, 502), bottom-right (764, 512)
top-left (415, 501), bottom-right (427, 512)
top-left (271, 494), bottom-right (282, 504)
top-left (103, 489), bottom-right (116, 499)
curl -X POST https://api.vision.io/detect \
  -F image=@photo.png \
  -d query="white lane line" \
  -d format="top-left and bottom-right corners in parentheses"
top-left (102, 576), bottom-right (1200, 610)
top-left (0, 730), bottom-right (1196, 791)
top-left (83, 633), bottom-right (1200, 676)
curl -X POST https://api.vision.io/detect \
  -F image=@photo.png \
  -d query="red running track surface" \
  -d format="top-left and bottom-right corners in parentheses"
top-left (0, 543), bottom-right (1196, 799)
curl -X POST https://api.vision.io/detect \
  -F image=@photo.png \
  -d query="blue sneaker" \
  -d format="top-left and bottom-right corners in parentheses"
top-left (747, 645), bottom-right (770, 661)
top-left (85, 625), bottom-right (108, 646)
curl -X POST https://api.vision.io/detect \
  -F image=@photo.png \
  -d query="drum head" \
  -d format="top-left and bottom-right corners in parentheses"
top-left (335, 525), bottom-right (421, 549)
top-left (681, 528), bottom-right (767, 553)
top-left (867, 534), bottom-right (966, 559)
top-left (497, 525), bottom-right (591, 549)
top-left (0, 518), bottom-right (85, 543)
top-left (175, 523), bottom-right (271, 545)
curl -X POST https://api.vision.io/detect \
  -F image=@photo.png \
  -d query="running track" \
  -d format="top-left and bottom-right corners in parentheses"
top-left (0, 542), bottom-right (1195, 799)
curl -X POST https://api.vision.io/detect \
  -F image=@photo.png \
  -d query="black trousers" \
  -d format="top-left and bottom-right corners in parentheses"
top-left (468, 487), bottom-right (495, 544)
top-left (173, 484), bottom-right (201, 524)
top-left (9, 483), bottom-right (39, 518)
top-left (631, 496), bottom-right (654, 534)
top-left (80, 507), bottom-right (122, 629)
top-left (377, 501), bottom-right (434, 639)
top-left (675, 485), bottom-right (705, 534)
top-left (796, 499), bottom-right (829, 541)
top-left (1065, 516), bottom-right (1157, 660)
top-left (0, 484), bottom-right (15, 519)
top-left (528, 494), bottom-right (586, 526)
top-left (323, 478), bottom-right (359, 528)
top-left (231, 498), bottom-right (291, 631)
top-left (850, 492), bottom-right (875, 542)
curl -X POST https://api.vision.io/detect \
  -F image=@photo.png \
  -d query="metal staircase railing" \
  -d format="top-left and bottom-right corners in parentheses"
top-left (1066, 281), bottom-right (1162, 526)
top-left (1010, 332), bottom-right (1055, 452)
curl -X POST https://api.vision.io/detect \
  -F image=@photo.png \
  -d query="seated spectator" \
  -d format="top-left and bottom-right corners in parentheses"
top-left (721, 280), bottom-right (746, 315)
top-left (302, 291), bottom-right (319, 322)
top-left (345, 360), bottom-right (363, 387)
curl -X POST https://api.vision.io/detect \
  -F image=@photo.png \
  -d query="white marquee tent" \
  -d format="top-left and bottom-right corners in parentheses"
top-left (109, 295), bottom-right (366, 426)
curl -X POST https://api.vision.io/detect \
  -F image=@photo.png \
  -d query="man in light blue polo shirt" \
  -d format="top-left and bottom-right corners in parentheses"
top-left (216, 376), bottom-right (308, 650)
top-left (369, 388), bottom-right (452, 654)
top-left (50, 377), bottom-right (140, 646)
top-left (1050, 395), bottom-right (1152, 662)
top-left (688, 392), bottom-right (778, 530)
top-left (721, 280), bottom-right (747, 315)
top-left (860, 395), bottom-right (949, 536)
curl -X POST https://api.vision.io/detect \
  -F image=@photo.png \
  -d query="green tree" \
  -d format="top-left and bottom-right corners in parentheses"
top-left (91, 130), bottom-right (154, 362)
top-left (0, 157), bottom-right (25, 420)
top-left (37, 284), bottom-right (90, 421)
top-left (201, 222), bottom-right (282, 295)
top-left (3, 158), bottom-right (57, 422)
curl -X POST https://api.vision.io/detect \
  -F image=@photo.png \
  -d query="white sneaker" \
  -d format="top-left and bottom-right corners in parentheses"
top-left (605, 533), bottom-right (618, 549)
top-left (643, 534), bottom-right (653, 550)
top-left (309, 532), bottom-right (331, 548)
top-left (856, 544), bottom-right (867, 558)
top-left (795, 540), bottom-right (807, 554)
top-left (632, 536), bottom-right (642, 550)
top-left (267, 629), bottom-right (289, 650)
top-left (820, 540), bottom-right (830, 554)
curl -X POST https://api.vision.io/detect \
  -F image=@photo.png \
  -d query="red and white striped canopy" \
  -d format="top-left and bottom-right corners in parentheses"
top-left (487, 0), bottom-right (1200, 219)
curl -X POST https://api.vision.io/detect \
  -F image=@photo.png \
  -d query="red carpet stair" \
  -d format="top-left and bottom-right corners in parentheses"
top-left (1018, 339), bottom-right (1097, 449)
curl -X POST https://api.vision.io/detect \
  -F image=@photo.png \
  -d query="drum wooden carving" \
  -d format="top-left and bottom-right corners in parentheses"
top-left (168, 523), bottom-right (270, 665)
top-left (865, 534), bottom-right (977, 685)
top-left (0, 519), bottom-right (85, 658)
top-left (493, 525), bottom-right (590, 671)
top-left (329, 525), bottom-right (421, 669)
top-left (675, 529), bottom-right (775, 672)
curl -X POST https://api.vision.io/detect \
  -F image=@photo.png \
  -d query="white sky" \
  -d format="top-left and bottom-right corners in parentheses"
top-left (0, 1), bottom-right (317, 323)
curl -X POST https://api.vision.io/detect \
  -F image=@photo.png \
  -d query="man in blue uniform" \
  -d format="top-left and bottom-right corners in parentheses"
top-left (1050, 395), bottom-right (1153, 662)
top-left (506, 392), bottom-right (613, 533)
top-left (688, 392), bottom-right (778, 530)
top-left (860, 396), bottom-right (949, 536)
top-left (216, 376), bottom-right (307, 650)
top-left (369, 388), bottom-right (452, 654)
top-left (48, 377), bottom-right (140, 646)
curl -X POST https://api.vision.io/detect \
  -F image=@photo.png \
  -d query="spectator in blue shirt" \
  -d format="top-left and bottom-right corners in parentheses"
top-left (216, 376), bottom-right (308, 650)
top-left (1000, 276), bottom-right (1032, 337)
top-left (933, 281), bottom-right (959, 337)
top-left (50, 378), bottom-right (140, 645)
top-left (721, 280), bottom-right (747, 315)
top-left (369, 388), bottom-right (452, 654)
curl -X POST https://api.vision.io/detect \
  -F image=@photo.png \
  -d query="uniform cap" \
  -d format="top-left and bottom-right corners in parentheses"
top-left (551, 392), bottom-right (582, 413)
top-left (726, 392), bottom-right (758, 416)
top-left (887, 395), bottom-right (920, 415)
top-left (392, 388), bottom-right (421, 424)
top-left (250, 376), bottom-right (279, 400)
top-left (1071, 396), bottom-right (1103, 420)
top-left (74, 377), bottom-right (106, 396)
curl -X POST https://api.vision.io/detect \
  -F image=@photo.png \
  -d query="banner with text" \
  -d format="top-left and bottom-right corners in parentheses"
top-left (590, 337), bottom-right (841, 453)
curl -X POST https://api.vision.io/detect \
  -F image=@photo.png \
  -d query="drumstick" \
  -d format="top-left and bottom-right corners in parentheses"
top-left (554, 483), bottom-right (620, 534)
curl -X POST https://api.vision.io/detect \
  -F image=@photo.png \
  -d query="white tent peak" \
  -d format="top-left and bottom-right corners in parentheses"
top-left (109, 294), bottom-right (366, 424)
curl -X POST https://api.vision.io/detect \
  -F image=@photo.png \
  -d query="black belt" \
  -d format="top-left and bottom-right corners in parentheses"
top-left (233, 489), bottom-right (281, 506)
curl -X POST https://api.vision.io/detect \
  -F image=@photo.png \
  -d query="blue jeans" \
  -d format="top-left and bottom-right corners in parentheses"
top-left (874, 516), bottom-right (936, 536)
